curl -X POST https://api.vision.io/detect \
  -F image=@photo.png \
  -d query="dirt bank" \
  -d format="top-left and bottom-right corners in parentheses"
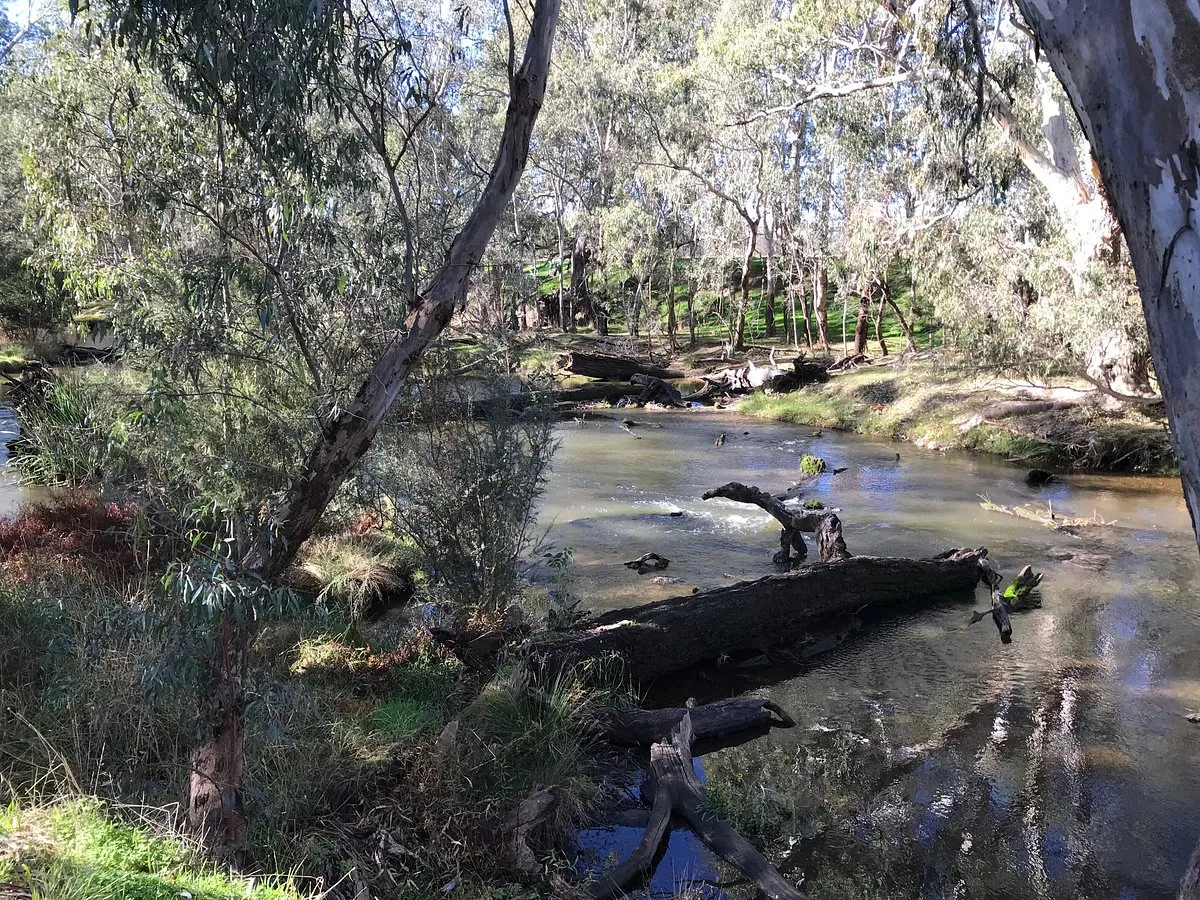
top-left (735, 356), bottom-right (1175, 474)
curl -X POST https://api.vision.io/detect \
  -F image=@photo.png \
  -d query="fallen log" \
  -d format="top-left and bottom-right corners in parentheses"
top-left (702, 481), bottom-right (850, 565)
top-left (560, 350), bottom-right (682, 381)
top-left (535, 549), bottom-right (987, 684)
top-left (556, 381), bottom-right (642, 403)
top-left (630, 372), bottom-right (685, 407)
top-left (979, 495), bottom-right (1117, 529)
top-left (958, 397), bottom-right (1083, 431)
top-left (597, 697), bottom-right (795, 746)
top-left (586, 713), bottom-right (806, 900)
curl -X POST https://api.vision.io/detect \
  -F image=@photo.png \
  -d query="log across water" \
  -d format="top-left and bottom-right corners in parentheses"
top-left (537, 548), bottom-right (987, 683)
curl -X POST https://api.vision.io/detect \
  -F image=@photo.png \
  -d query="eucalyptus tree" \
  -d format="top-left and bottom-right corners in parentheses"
top-left (23, 0), bottom-right (562, 860)
top-left (1010, 2), bottom-right (1200, 565)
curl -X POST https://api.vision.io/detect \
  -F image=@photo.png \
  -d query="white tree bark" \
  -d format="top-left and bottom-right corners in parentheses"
top-left (1010, 2), bottom-right (1200, 531)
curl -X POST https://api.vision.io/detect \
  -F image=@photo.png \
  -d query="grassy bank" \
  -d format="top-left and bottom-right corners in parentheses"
top-left (0, 490), bottom-right (632, 900)
top-left (736, 357), bottom-right (1176, 474)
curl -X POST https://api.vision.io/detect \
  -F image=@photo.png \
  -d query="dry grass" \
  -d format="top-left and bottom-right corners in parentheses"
top-left (293, 531), bottom-right (415, 623)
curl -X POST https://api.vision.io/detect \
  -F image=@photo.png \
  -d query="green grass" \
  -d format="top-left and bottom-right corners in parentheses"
top-left (371, 697), bottom-right (440, 740)
top-left (0, 799), bottom-right (303, 900)
top-left (0, 340), bottom-right (29, 373)
top-left (294, 531), bottom-right (416, 623)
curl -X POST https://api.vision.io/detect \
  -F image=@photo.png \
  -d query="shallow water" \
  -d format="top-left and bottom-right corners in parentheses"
top-left (0, 404), bottom-right (25, 517)
top-left (545, 409), bottom-right (1200, 899)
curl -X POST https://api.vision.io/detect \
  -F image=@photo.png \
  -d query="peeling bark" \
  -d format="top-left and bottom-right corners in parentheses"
top-left (1013, 0), bottom-right (1200, 536)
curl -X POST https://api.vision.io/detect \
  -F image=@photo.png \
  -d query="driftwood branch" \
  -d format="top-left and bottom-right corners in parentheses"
top-left (588, 713), bottom-right (806, 900)
top-left (969, 564), bottom-right (1043, 644)
top-left (702, 481), bottom-right (850, 564)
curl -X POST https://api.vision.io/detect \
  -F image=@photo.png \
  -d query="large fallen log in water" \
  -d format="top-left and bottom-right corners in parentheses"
top-left (535, 548), bottom-right (987, 684)
top-left (586, 713), bottom-right (807, 900)
top-left (559, 350), bottom-right (683, 381)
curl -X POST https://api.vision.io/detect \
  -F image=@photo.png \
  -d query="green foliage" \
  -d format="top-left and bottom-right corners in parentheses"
top-left (799, 453), bottom-right (827, 476)
top-left (9, 371), bottom-right (143, 485)
top-left (360, 348), bottom-right (558, 617)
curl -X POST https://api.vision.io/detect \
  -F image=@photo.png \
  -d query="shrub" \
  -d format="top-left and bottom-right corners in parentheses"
top-left (358, 350), bottom-right (557, 618)
top-left (799, 454), bottom-right (827, 476)
top-left (0, 490), bottom-right (146, 582)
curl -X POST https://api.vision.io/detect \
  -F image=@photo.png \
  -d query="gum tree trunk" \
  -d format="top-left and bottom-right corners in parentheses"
top-left (814, 262), bottom-right (830, 349)
top-left (188, 0), bottom-right (563, 861)
top-left (1012, 0), bottom-right (1199, 537)
top-left (735, 223), bottom-right (757, 351)
top-left (852, 291), bottom-right (870, 356)
top-left (1011, 7), bottom-right (1200, 893)
top-left (568, 233), bottom-right (593, 325)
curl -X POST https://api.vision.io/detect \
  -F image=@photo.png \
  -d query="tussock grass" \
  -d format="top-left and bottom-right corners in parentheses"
top-left (293, 531), bottom-right (416, 623)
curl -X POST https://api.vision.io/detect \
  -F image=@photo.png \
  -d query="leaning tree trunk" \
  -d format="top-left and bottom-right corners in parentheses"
top-left (1011, 0), bottom-right (1199, 538)
top-left (188, 0), bottom-right (563, 861)
top-left (1011, 5), bottom-right (1200, 894)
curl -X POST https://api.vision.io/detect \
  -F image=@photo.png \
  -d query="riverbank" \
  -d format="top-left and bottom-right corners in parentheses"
top-left (528, 335), bottom-right (1176, 475)
top-left (734, 357), bottom-right (1175, 474)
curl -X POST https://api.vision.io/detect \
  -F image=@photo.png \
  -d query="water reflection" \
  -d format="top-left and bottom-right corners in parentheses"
top-left (546, 410), bottom-right (1200, 898)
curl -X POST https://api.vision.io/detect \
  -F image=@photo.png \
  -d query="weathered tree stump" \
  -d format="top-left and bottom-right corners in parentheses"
top-left (630, 372), bottom-right (685, 406)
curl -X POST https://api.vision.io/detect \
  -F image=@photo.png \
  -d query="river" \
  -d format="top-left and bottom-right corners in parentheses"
top-left (0, 403), bottom-right (25, 518)
top-left (542, 409), bottom-right (1200, 900)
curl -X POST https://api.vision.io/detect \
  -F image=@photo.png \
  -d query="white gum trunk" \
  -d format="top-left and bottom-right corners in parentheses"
top-left (1014, 0), bottom-right (1200, 536)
